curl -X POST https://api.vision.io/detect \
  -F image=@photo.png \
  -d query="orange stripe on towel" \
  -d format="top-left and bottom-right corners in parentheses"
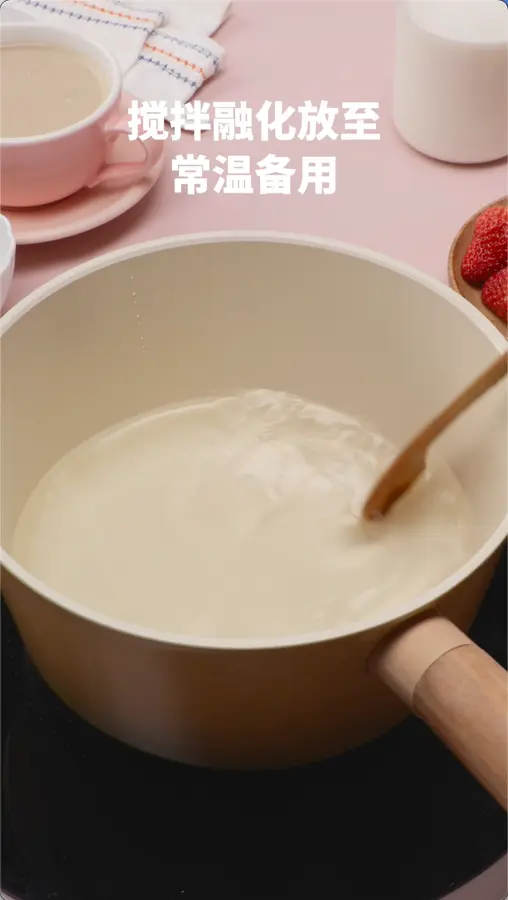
top-left (144, 42), bottom-right (207, 79)
top-left (70, 0), bottom-right (157, 26)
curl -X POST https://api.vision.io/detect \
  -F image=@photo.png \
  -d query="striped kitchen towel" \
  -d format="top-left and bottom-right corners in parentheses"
top-left (124, 25), bottom-right (222, 109)
top-left (121, 0), bottom-right (231, 37)
top-left (4, 0), bottom-right (227, 109)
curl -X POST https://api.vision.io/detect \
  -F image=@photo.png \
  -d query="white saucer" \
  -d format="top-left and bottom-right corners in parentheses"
top-left (1, 95), bottom-right (165, 246)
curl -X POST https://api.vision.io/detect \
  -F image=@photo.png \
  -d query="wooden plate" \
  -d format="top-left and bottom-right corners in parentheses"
top-left (448, 196), bottom-right (507, 337)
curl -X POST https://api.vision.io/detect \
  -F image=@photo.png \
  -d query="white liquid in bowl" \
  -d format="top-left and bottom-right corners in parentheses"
top-left (11, 390), bottom-right (473, 640)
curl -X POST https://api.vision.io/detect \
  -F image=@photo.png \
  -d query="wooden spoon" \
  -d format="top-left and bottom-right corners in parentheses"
top-left (363, 352), bottom-right (508, 521)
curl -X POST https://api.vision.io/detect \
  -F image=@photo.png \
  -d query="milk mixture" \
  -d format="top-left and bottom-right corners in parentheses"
top-left (12, 391), bottom-right (473, 639)
top-left (0, 43), bottom-right (107, 139)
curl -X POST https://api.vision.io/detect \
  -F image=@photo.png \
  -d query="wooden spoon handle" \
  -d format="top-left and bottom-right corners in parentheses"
top-left (369, 613), bottom-right (508, 810)
top-left (418, 351), bottom-right (507, 448)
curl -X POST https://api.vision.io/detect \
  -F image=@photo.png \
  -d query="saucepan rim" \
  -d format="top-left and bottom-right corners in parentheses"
top-left (1, 230), bottom-right (506, 651)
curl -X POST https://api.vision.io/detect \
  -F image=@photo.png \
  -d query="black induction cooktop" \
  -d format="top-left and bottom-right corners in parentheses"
top-left (2, 549), bottom-right (507, 900)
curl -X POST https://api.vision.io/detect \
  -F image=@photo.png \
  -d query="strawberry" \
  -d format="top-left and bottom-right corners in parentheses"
top-left (461, 216), bottom-right (508, 284)
top-left (473, 205), bottom-right (508, 237)
top-left (481, 267), bottom-right (507, 323)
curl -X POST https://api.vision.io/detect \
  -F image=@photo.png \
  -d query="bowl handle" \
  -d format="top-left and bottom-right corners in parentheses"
top-left (368, 612), bottom-right (508, 810)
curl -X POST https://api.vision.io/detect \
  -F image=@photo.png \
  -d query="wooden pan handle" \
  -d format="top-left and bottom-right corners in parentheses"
top-left (368, 613), bottom-right (508, 810)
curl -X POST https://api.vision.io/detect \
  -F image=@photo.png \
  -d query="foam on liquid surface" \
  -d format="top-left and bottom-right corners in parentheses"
top-left (12, 391), bottom-right (473, 640)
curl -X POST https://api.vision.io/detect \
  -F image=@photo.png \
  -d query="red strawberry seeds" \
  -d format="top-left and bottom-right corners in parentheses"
top-left (481, 267), bottom-right (508, 323)
top-left (474, 205), bottom-right (508, 237)
top-left (461, 216), bottom-right (508, 284)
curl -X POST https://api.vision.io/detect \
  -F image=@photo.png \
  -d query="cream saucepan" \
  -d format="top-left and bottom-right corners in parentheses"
top-left (1, 234), bottom-right (506, 807)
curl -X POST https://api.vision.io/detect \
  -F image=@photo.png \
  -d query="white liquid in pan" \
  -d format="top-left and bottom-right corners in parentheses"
top-left (12, 390), bottom-right (473, 640)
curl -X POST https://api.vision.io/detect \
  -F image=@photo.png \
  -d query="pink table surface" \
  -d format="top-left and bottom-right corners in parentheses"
top-left (5, 0), bottom-right (507, 311)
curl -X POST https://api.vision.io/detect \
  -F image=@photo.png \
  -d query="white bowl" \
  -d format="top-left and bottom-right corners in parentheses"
top-left (0, 215), bottom-right (16, 311)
